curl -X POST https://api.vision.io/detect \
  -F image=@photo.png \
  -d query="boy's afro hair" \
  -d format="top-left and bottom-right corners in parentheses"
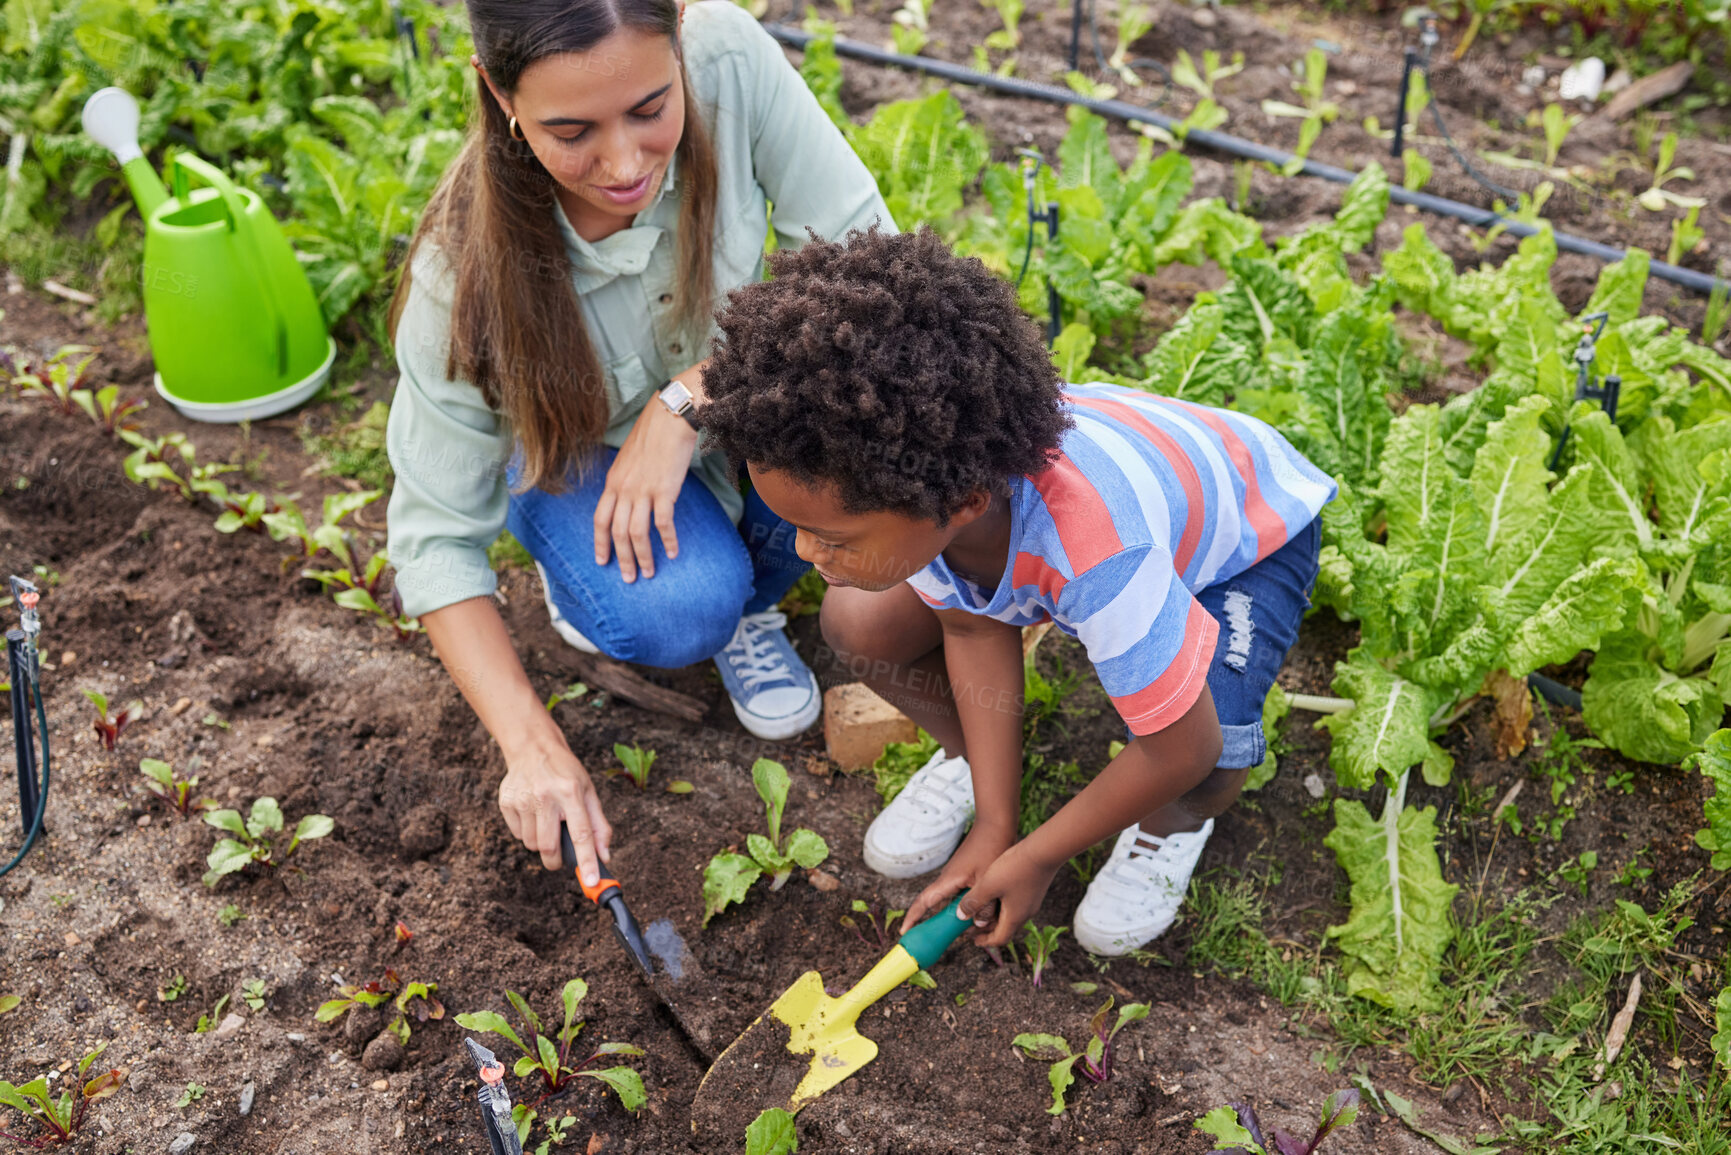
top-left (698, 227), bottom-right (1072, 525)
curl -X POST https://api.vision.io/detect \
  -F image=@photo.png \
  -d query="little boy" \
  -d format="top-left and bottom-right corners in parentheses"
top-left (697, 229), bottom-right (1334, 955)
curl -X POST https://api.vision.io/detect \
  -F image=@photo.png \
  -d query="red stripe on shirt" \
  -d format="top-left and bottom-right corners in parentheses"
top-left (1069, 394), bottom-right (1207, 577)
top-left (1156, 398), bottom-right (1287, 563)
top-left (1028, 454), bottom-right (1122, 572)
top-left (1111, 601), bottom-right (1219, 735)
top-left (1011, 551), bottom-right (1069, 601)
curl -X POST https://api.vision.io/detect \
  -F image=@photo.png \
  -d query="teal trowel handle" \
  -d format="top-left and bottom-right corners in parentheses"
top-left (897, 893), bottom-right (973, 971)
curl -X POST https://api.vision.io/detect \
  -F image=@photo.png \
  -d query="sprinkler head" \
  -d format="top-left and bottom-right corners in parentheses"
top-left (81, 87), bottom-right (145, 165)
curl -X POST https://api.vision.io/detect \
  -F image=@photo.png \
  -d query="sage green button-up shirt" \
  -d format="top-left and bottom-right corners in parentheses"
top-left (385, 1), bottom-right (894, 619)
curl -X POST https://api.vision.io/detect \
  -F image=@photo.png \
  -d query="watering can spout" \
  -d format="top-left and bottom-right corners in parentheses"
top-left (81, 88), bottom-right (168, 218)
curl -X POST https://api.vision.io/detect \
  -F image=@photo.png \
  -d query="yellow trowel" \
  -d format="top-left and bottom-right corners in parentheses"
top-left (690, 894), bottom-right (971, 1136)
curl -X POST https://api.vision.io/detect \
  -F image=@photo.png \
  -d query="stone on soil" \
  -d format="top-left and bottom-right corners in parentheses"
top-left (362, 1031), bottom-right (405, 1071)
top-left (823, 683), bottom-right (917, 770)
top-left (169, 1134), bottom-right (197, 1155)
top-left (239, 1082), bottom-right (256, 1116)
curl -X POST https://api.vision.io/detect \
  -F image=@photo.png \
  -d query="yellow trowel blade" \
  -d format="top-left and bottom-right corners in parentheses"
top-left (691, 946), bottom-right (918, 1135)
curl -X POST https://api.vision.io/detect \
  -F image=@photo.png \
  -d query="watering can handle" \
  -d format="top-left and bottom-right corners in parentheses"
top-left (170, 153), bottom-right (290, 377)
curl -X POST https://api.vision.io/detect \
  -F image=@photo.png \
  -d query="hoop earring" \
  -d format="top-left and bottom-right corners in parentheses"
top-left (508, 115), bottom-right (525, 142)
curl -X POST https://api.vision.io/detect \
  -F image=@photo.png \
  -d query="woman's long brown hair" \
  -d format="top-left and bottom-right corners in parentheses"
top-left (389, 0), bottom-right (718, 494)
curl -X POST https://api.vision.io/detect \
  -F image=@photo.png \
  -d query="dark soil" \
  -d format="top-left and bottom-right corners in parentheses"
top-left (3, 4), bottom-right (1730, 1151)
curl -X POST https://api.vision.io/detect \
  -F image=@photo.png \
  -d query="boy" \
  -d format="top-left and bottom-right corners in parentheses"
top-left (697, 229), bottom-right (1334, 954)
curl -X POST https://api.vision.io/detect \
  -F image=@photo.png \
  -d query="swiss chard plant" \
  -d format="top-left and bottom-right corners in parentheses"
top-left (1693, 729), bottom-right (1731, 870)
top-left (607, 743), bottom-right (658, 790)
top-left (139, 758), bottom-right (212, 817)
top-left (84, 689), bottom-right (144, 751)
top-left (454, 979), bottom-right (645, 1113)
top-left (1011, 998), bottom-right (1149, 1114)
top-left (702, 759), bottom-right (830, 925)
top-left (201, 798), bottom-right (335, 887)
top-left (264, 490), bottom-right (381, 562)
top-left (0, 1042), bottom-right (124, 1147)
top-left (1195, 1089), bottom-right (1360, 1154)
top-left (840, 899), bottom-right (906, 950)
top-left (1018, 922), bottom-right (1065, 988)
top-left (316, 968), bottom-right (444, 1044)
top-left (119, 430), bottom-right (197, 497)
top-left (10, 345), bottom-right (97, 416)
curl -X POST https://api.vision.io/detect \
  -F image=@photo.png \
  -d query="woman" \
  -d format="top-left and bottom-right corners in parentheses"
top-left (384, 0), bottom-right (894, 888)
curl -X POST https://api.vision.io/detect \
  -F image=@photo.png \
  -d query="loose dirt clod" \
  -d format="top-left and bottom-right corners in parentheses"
top-left (362, 1031), bottom-right (405, 1072)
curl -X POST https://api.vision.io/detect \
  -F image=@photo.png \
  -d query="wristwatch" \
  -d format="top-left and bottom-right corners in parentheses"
top-left (657, 379), bottom-right (702, 432)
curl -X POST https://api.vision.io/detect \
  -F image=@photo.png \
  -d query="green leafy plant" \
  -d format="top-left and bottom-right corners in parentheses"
top-left (871, 729), bottom-right (940, 805)
top-left (1704, 264), bottom-right (1730, 347)
top-left (1667, 204), bottom-right (1705, 267)
top-left (745, 1107), bottom-right (799, 1155)
top-left (0, 1042), bottom-right (123, 1146)
top-left (194, 993), bottom-right (230, 1034)
top-left (157, 974), bottom-right (187, 1003)
top-left (889, 0), bottom-right (931, 56)
top-left (217, 905), bottom-right (245, 928)
top-left (1540, 102), bottom-right (1580, 169)
top-left (1557, 850), bottom-right (1598, 897)
top-left (1108, 2), bottom-right (1155, 87)
top-left (315, 968), bottom-right (445, 1044)
top-left (1691, 729), bottom-right (1731, 869)
top-left (607, 743), bottom-right (658, 790)
top-left (300, 401), bottom-right (393, 488)
top-left (84, 689), bottom-right (144, 751)
top-left (1259, 49), bottom-right (1339, 174)
top-left (544, 681), bottom-right (589, 710)
top-left (263, 491), bottom-right (381, 561)
top-left (454, 979), bottom-right (645, 1110)
top-left (173, 1082), bottom-right (205, 1109)
top-left (1638, 133), bottom-right (1705, 212)
top-left (201, 797), bottom-right (335, 887)
top-left (241, 979), bottom-right (268, 1012)
top-left (1012, 999), bottom-right (1150, 1114)
top-left (1171, 48), bottom-right (1243, 102)
top-left (702, 759), bottom-right (830, 925)
top-left (1195, 1088), bottom-right (1360, 1154)
top-left (139, 758), bottom-right (212, 817)
top-left (10, 345), bottom-right (96, 416)
top-left (72, 384), bottom-right (147, 436)
top-left (973, 0), bottom-right (1022, 75)
top-left (1020, 922), bottom-right (1066, 987)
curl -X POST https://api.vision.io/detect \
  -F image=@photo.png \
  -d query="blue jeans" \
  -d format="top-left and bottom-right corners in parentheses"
top-left (1193, 515), bottom-right (1323, 769)
top-left (505, 449), bottom-right (810, 668)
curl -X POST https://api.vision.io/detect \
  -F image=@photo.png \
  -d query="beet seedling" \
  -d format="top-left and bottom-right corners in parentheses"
top-left (840, 899), bottom-right (906, 950)
top-left (1019, 922), bottom-right (1066, 988)
top-left (201, 797), bottom-right (335, 887)
top-left (1012, 997), bottom-right (1149, 1114)
top-left (10, 345), bottom-right (97, 417)
top-left (455, 978), bottom-right (646, 1111)
top-left (84, 690), bottom-right (144, 751)
top-left (1195, 1088), bottom-right (1360, 1154)
top-left (263, 491), bottom-right (381, 562)
top-left (119, 429), bottom-right (196, 497)
top-left (72, 384), bottom-right (147, 436)
top-left (0, 1041), bottom-right (124, 1147)
top-left (139, 758), bottom-right (212, 817)
top-left (607, 743), bottom-right (658, 789)
top-left (316, 968), bottom-right (445, 1044)
top-left (702, 759), bottom-right (830, 925)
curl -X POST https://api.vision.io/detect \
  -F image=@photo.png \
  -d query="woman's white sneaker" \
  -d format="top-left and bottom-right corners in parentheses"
top-left (862, 749), bottom-right (974, 879)
top-left (1072, 819), bottom-right (1214, 956)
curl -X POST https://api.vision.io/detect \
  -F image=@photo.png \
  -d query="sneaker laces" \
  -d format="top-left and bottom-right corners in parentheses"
top-left (902, 756), bottom-right (973, 818)
top-left (1102, 826), bottom-right (1190, 888)
top-left (724, 611), bottom-right (796, 691)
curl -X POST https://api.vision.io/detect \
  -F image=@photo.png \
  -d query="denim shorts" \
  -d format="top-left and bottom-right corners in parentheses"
top-left (504, 448), bottom-right (809, 669)
top-left (1190, 515), bottom-right (1323, 770)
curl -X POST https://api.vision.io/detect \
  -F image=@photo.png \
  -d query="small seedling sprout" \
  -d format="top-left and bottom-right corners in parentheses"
top-left (745, 1107), bottom-right (799, 1155)
top-left (1194, 1087), bottom-right (1360, 1154)
top-left (1012, 997), bottom-right (1149, 1113)
top-left (84, 690), bottom-right (144, 751)
top-left (201, 797), bottom-right (335, 887)
top-left (1638, 133), bottom-right (1705, 212)
top-left (608, 743), bottom-right (658, 790)
top-left (840, 899), bottom-right (906, 950)
top-left (242, 979), bottom-right (268, 1011)
top-left (1020, 922), bottom-right (1066, 988)
top-left (701, 760), bottom-right (830, 924)
top-left (0, 1041), bottom-right (124, 1145)
top-left (194, 994), bottom-right (230, 1034)
top-left (316, 968), bottom-right (445, 1044)
top-left (139, 758), bottom-right (212, 817)
top-left (454, 978), bottom-right (646, 1112)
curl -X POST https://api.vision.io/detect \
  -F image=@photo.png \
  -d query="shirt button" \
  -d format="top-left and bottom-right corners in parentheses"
top-left (669, 343), bottom-right (682, 355)
top-left (659, 293), bottom-right (672, 304)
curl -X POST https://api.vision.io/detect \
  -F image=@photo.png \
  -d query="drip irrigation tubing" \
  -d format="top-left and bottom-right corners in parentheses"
top-left (764, 23), bottom-right (1731, 298)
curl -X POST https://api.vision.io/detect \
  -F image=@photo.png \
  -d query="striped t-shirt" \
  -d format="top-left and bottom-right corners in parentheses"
top-left (906, 382), bottom-right (1336, 735)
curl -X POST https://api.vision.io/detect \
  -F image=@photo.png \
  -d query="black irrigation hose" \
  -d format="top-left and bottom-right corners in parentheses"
top-left (764, 23), bottom-right (1731, 298)
top-left (2, 651), bottom-right (50, 880)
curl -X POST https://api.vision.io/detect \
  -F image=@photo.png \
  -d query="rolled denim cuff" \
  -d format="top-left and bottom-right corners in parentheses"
top-left (1216, 720), bottom-right (1267, 771)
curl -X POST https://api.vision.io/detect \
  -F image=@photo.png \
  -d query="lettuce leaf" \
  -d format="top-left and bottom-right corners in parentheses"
top-left (1691, 729), bottom-right (1731, 871)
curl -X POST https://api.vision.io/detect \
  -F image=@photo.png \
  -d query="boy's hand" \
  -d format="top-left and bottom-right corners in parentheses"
top-left (953, 841), bottom-right (1060, 949)
top-left (901, 822), bottom-right (1016, 934)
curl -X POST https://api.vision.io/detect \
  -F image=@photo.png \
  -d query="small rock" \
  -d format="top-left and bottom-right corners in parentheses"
top-left (806, 869), bottom-right (840, 892)
top-left (63, 931), bottom-right (80, 947)
top-left (171, 697), bottom-right (193, 716)
top-left (1189, 5), bottom-right (1216, 27)
top-left (1559, 57), bottom-right (1605, 102)
top-left (1303, 773), bottom-right (1326, 799)
top-left (371, 1078), bottom-right (390, 1092)
top-left (169, 1133), bottom-right (197, 1155)
top-left (60, 651), bottom-right (75, 666)
top-left (398, 804), bottom-right (450, 858)
top-left (238, 1082), bottom-right (256, 1117)
top-left (834, 1119), bottom-right (853, 1138)
top-left (255, 733), bottom-right (274, 748)
top-left (211, 1013), bottom-right (245, 1041)
top-left (1334, 79), bottom-right (1357, 97)
top-left (1521, 64), bottom-right (1546, 87)
top-left (136, 814), bottom-right (151, 828)
top-left (362, 1031), bottom-right (405, 1072)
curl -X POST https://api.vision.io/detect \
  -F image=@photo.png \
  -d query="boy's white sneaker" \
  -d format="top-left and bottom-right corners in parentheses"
top-left (1072, 819), bottom-right (1214, 956)
top-left (535, 561), bottom-right (600, 654)
top-left (862, 749), bottom-right (974, 878)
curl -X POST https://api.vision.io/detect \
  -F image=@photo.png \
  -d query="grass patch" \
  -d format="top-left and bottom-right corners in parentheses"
top-left (299, 400), bottom-right (392, 488)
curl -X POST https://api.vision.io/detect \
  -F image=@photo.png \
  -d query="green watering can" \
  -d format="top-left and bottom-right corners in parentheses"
top-left (82, 87), bottom-right (335, 423)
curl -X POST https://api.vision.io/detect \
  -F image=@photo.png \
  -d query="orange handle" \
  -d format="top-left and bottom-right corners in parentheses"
top-left (559, 822), bottom-right (620, 905)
